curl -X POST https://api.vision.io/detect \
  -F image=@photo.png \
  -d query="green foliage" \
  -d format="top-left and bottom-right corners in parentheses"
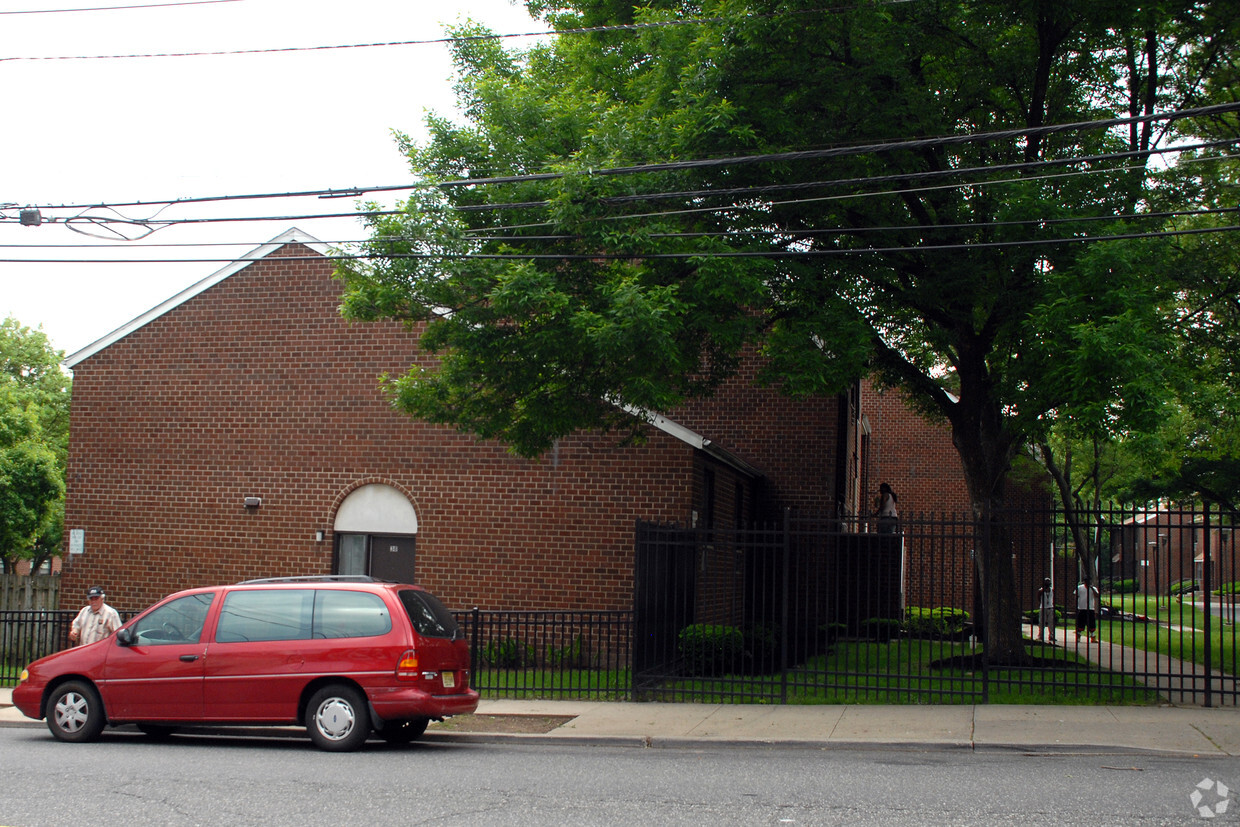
top-left (0, 318), bottom-right (70, 573)
top-left (547, 635), bottom-right (587, 668)
top-left (677, 623), bottom-right (743, 676)
top-left (482, 637), bottom-right (536, 669)
top-left (1213, 582), bottom-right (1240, 597)
top-left (1107, 579), bottom-right (1140, 595)
top-left (1169, 579), bottom-right (1198, 596)
top-left (860, 617), bottom-right (902, 643)
top-left (338, 1), bottom-right (1240, 661)
top-left (742, 622), bottom-right (780, 673)
top-left (904, 607), bottom-right (971, 640)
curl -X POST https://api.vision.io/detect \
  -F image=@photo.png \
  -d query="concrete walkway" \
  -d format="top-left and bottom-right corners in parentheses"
top-left (4, 687), bottom-right (1239, 755)
top-left (1042, 622), bottom-right (1238, 706)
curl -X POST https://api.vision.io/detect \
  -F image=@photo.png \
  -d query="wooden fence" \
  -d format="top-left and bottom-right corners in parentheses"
top-left (0, 575), bottom-right (60, 611)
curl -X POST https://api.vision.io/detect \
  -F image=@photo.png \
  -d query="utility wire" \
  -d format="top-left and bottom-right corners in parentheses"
top-left (451, 141), bottom-right (1237, 213)
top-left (0, 1), bottom-right (909, 61)
top-left (1, 206), bottom-right (1235, 249)
top-left (0, 0), bottom-right (239, 14)
top-left (15, 105), bottom-right (1234, 221)
top-left (1, 222), bottom-right (1237, 265)
top-left (437, 102), bottom-right (1240, 188)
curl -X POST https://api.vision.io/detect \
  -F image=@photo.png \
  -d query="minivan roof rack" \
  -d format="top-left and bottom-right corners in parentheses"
top-left (237, 575), bottom-right (378, 585)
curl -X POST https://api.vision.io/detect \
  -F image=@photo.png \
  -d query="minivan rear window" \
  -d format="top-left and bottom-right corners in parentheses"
top-left (398, 589), bottom-right (460, 640)
top-left (215, 589), bottom-right (393, 642)
top-left (313, 590), bottom-right (392, 639)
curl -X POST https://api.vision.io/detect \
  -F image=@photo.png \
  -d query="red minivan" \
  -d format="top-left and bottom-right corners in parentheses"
top-left (13, 576), bottom-right (479, 751)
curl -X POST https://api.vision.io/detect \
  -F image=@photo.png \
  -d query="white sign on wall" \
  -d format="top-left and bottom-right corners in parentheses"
top-left (69, 529), bottom-right (85, 555)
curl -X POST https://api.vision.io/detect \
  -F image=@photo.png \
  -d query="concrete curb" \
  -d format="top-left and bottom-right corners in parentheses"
top-left (0, 714), bottom-right (1225, 757)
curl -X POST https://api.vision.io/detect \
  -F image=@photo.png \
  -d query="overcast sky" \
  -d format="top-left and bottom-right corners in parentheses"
top-left (0, 0), bottom-right (545, 358)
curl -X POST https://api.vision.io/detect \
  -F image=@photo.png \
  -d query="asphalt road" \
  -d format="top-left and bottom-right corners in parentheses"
top-left (1, 727), bottom-right (1238, 825)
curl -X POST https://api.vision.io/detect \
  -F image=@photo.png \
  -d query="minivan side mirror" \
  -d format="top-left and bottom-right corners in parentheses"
top-left (116, 628), bottom-right (134, 647)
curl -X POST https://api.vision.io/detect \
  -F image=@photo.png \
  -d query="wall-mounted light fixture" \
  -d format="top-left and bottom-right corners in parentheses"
top-left (315, 530), bottom-right (325, 542)
top-left (243, 496), bottom-right (262, 509)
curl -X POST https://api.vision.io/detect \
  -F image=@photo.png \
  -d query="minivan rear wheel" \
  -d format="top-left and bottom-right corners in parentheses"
top-left (306, 684), bottom-right (370, 751)
top-left (47, 680), bottom-right (106, 743)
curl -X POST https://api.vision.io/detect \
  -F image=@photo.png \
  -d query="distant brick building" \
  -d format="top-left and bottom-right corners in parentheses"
top-left (59, 229), bottom-right (979, 614)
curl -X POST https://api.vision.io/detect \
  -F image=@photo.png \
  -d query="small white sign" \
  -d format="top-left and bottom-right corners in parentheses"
top-left (69, 529), bottom-right (85, 555)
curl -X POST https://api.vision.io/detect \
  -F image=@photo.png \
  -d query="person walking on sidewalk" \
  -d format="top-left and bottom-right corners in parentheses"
top-left (1035, 578), bottom-right (1056, 643)
top-left (69, 585), bottom-right (121, 646)
top-left (1075, 577), bottom-right (1100, 644)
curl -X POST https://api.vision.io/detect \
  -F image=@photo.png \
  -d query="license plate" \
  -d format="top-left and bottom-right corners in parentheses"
top-left (442, 672), bottom-right (455, 689)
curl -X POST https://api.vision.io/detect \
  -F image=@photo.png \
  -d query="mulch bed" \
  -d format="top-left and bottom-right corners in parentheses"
top-left (429, 714), bottom-right (576, 734)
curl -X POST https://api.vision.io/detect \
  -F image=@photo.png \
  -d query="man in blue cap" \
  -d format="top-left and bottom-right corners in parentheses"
top-left (69, 585), bottom-right (121, 646)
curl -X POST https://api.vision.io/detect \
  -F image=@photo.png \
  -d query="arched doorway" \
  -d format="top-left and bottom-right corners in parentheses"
top-left (333, 484), bottom-right (419, 583)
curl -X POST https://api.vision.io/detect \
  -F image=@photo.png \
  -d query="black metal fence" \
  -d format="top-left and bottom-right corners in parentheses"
top-left (456, 609), bottom-right (632, 700)
top-left (3, 505), bottom-right (1237, 706)
top-left (0, 610), bottom-right (73, 684)
top-left (631, 506), bottom-right (1240, 707)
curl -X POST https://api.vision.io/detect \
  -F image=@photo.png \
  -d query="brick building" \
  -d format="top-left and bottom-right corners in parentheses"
top-left (58, 229), bottom-right (977, 615)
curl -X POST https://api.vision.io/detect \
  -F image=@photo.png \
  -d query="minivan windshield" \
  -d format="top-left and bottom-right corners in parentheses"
top-left (398, 589), bottom-right (460, 640)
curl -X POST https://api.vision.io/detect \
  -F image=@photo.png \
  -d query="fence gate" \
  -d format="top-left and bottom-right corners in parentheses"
top-left (633, 517), bottom-right (909, 702)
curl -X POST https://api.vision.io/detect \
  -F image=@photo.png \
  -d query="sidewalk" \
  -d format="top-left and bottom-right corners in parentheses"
top-left (3, 687), bottom-right (1238, 755)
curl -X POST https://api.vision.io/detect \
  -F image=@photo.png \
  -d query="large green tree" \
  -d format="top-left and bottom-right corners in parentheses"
top-left (339, 0), bottom-right (1240, 662)
top-left (0, 317), bottom-right (71, 573)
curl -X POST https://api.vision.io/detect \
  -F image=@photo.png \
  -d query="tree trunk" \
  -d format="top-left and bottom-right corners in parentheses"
top-left (951, 400), bottom-right (1028, 665)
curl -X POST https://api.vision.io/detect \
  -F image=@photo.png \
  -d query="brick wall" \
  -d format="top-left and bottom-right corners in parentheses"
top-left (60, 243), bottom-right (846, 614)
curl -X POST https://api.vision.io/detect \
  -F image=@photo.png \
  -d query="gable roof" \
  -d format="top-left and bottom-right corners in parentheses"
top-left (65, 227), bottom-right (329, 368)
top-left (62, 227), bottom-right (761, 479)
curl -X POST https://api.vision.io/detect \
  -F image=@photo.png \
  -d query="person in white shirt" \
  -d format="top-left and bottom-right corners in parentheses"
top-left (1035, 577), bottom-right (1056, 643)
top-left (69, 585), bottom-right (121, 646)
top-left (1075, 578), bottom-right (1100, 644)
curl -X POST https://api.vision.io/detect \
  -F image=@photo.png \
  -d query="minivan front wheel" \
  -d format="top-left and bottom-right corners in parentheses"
top-left (307, 684), bottom-right (370, 751)
top-left (47, 681), bottom-right (106, 743)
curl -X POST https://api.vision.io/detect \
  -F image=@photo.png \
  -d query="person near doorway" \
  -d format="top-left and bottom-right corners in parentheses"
top-left (1035, 577), bottom-right (1056, 643)
top-left (875, 482), bottom-right (899, 534)
top-left (1075, 577), bottom-right (1100, 644)
top-left (68, 585), bottom-right (121, 646)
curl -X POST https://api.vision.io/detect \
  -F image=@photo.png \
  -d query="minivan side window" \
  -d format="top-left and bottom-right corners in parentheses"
top-left (313, 590), bottom-right (392, 639)
top-left (398, 589), bottom-right (460, 640)
top-left (216, 589), bottom-right (313, 642)
top-left (130, 593), bottom-right (214, 645)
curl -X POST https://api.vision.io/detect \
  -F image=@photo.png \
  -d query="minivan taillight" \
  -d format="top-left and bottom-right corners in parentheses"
top-left (397, 649), bottom-right (419, 679)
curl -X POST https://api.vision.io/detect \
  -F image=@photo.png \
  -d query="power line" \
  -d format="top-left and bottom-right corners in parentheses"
top-left (451, 141), bottom-right (1237, 213)
top-left (1, 221), bottom-right (1236, 265)
top-left (0, 0), bottom-right (239, 14)
top-left (0, 2), bottom-right (905, 62)
top-left (436, 102), bottom-right (1240, 189)
top-left (13, 113), bottom-right (1235, 230)
top-left (0, 205), bottom-right (1233, 250)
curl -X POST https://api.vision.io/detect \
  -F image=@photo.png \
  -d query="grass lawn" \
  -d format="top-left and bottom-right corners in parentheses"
top-left (1100, 594), bottom-right (1240, 676)
top-left (472, 638), bottom-right (1160, 705)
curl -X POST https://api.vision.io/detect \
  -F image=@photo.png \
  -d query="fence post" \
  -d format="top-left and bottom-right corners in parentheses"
top-left (780, 509), bottom-right (790, 704)
top-left (1203, 502), bottom-right (1213, 708)
top-left (470, 606), bottom-right (480, 681)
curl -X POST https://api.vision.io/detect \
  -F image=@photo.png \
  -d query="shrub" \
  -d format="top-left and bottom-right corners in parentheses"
top-left (1213, 582), bottom-right (1240, 596)
top-left (1108, 579), bottom-right (1139, 594)
top-left (547, 635), bottom-right (587, 668)
top-left (1169, 579), bottom-right (1198, 596)
top-left (819, 622), bottom-right (848, 646)
top-left (678, 624), bottom-right (743, 676)
top-left (860, 617), bottom-right (901, 642)
top-left (904, 607), bottom-right (970, 639)
top-left (482, 637), bottom-right (535, 669)
top-left (742, 623), bottom-right (780, 674)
